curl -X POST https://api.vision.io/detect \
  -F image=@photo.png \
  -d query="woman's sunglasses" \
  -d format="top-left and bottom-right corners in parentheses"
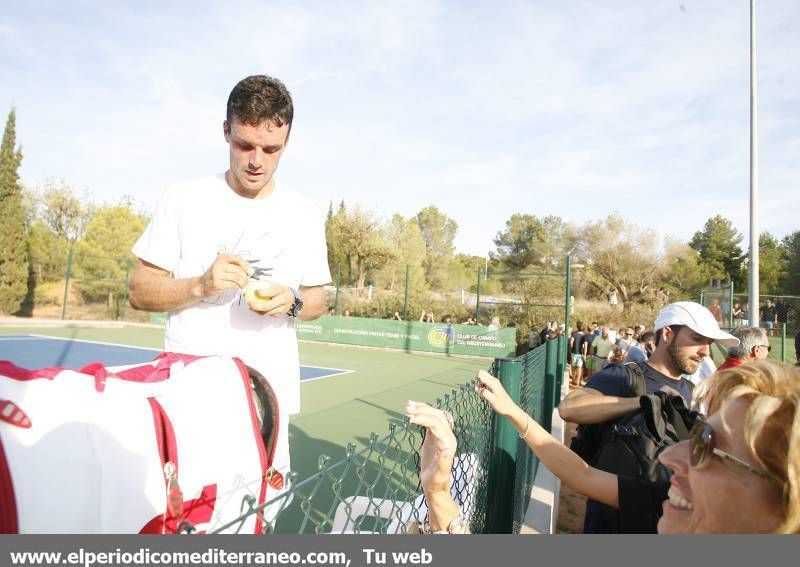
top-left (689, 417), bottom-right (768, 478)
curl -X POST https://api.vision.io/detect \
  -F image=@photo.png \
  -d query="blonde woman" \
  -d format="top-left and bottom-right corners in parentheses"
top-left (407, 360), bottom-right (799, 534)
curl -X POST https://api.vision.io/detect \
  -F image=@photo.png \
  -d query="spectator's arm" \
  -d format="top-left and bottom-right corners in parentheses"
top-left (507, 404), bottom-right (618, 507)
top-left (558, 387), bottom-right (640, 424)
top-left (476, 371), bottom-right (619, 508)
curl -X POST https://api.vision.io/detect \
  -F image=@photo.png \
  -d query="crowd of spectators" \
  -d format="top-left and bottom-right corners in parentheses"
top-left (564, 319), bottom-right (720, 387)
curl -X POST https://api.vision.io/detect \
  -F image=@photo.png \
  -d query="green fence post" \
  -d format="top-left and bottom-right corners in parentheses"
top-left (699, 290), bottom-right (705, 306)
top-left (403, 264), bottom-right (409, 321)
top-left (485, 356), bottom-right (522, 533)
top-left (542, 338), bottom-right (558, 433)
top-left (61, 246), bottom-right (74, 320)
top-left (474, 269), bottom-right (482, 323)
top-left (120, 259), bottom-right (132, 321)
top-left (781, 323), bottom-right (787, 362)
top-left (334, 265), bottom-right (341, 315)
top-left (555, 334), bottom-right (566, 409)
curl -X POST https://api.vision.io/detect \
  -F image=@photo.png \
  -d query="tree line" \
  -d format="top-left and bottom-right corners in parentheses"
top-left (1, 108), bottom-right (798, 320)
top-left (0, 110), bottom-right (147, 317)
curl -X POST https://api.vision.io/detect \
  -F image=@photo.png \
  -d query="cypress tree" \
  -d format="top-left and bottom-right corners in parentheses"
top-left (0, 108), bottom-right (28, 314)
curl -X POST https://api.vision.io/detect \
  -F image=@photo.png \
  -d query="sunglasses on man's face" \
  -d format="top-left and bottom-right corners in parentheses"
top-left (689, 417), bottom-right (768, 478)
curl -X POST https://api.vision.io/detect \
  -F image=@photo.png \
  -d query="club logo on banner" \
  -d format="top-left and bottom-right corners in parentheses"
top-left (427, 326), bottom-right (456, 347)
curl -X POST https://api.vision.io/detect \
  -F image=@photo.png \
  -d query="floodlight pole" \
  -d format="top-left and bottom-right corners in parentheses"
top-left (748, 0), bottom-right (760, 326)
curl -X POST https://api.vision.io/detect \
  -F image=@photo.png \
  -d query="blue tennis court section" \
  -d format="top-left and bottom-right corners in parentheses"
top-left (0, 335), bottom-right (350, 381)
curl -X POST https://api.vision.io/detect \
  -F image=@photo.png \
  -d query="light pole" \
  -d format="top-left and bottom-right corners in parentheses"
top-left (748, 0), bottom-right (760, 326)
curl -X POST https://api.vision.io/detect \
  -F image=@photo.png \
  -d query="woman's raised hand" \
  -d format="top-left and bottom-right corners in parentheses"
top-left (405, 401), bottom-right (457, 496)
top-left (474, 370), bottom-right (520, 417)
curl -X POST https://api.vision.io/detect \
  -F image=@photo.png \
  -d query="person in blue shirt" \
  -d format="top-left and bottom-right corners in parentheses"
top-left (557, 301), bottom-right (738, 533)
top-left (625, 331), bottom-right (654, 364)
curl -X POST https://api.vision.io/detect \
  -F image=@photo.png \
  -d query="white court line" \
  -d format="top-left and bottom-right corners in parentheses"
top-left (27, 334), bottom-right (160, 352)
top-left (19, 333), bottom-right (353, 381)
top-left (0, 336), bottom-right (49, 341)
top-left (300, 368), bottom-right (354, 383)
top-left (301, 363), bottom-right (354, 373)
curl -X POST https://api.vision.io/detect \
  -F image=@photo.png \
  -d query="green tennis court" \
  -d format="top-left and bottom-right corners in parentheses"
top-left (0, 324), bottom-right (492, 484)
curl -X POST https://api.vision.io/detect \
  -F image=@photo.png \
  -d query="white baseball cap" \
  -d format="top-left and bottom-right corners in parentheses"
top-left (653, 301), bottom-right (739, 347)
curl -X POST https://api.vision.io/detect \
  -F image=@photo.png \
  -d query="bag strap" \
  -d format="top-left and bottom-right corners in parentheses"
top-left (1, 352), bottom-right (205, 393)
top-left (624, 362), bottom-right (647, 397)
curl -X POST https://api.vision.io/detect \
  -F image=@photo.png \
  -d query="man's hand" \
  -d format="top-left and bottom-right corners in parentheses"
top-left (245, 281), bottom-right (296, 317)
top-left (199, 254), bottom-right (251, 298)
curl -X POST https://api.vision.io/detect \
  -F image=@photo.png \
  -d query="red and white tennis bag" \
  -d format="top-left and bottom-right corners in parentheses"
top-left (0, 352), bottom-right (283, 534)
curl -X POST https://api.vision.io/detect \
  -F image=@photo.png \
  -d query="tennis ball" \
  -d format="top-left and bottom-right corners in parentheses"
top-left (245, 281), bottom-right (272, 307)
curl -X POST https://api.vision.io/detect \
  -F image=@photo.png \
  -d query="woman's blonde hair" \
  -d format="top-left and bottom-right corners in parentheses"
top-left (696, 360), bottom-right (800, 534)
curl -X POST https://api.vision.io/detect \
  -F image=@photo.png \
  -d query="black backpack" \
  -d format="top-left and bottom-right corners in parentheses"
top-left (569, 363), bottom-right (697, 482)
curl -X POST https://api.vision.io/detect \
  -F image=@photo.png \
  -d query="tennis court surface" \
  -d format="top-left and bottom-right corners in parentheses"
top-left (0, 334), bottom-right (351, 381)
top-left (0, 326), bottom-right (490, 458)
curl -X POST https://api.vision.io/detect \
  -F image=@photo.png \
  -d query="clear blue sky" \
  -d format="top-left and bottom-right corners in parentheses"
top-left (1, 0), bottom-right (797, 256)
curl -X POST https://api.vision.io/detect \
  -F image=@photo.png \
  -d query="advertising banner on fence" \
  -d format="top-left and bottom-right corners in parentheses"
top-left (295, 317), bottom-right (516, 358)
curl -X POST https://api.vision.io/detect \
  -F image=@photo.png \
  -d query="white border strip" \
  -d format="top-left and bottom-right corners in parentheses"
top-left (7, 333), bottom-right (354, 383)
top-left (26, 333), bottom-right (161, 352)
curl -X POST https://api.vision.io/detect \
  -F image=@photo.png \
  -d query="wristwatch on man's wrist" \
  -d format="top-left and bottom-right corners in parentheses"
top-left (287, 287), bottom-right (303, 317)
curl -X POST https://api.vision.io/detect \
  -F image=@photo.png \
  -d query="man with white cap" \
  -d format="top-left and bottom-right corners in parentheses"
top-left (558, 301), bottom-right (738, 533)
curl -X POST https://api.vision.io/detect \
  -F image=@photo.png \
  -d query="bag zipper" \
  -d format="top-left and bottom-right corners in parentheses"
top-left (147, 398), bottom-right (182, 533)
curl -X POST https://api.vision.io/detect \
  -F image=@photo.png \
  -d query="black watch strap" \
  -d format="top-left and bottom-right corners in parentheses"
top-left (288, 287), bottom-right (303, 317)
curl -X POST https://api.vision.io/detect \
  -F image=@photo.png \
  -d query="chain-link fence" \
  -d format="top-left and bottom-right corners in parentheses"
top-left (175, 336), bottom-right (567, 535)
top-left (26, 248), bottom-right (148, 323)
top-left (700, 287), bottom-right (799, 363)
top-left (205, 379), bottom-right (492, 534)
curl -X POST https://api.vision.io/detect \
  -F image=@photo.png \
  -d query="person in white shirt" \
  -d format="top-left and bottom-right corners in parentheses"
top-left (128, 75), bottom-right (331, 479)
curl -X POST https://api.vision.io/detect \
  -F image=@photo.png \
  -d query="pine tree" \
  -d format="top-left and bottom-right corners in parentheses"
top-left (0, 108), bottom-right (28, 314)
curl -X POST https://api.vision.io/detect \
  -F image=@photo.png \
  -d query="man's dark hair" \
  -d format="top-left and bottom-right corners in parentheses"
top-left (640, 331), bottom-right (656, 343)
top-left (226, 75), bottom-right (294, 132)
top-left (655, 324), bottom-right (685, 347)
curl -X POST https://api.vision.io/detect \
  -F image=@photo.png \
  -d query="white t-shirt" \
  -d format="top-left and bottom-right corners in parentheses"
top-left (133, 174), bottom-right (331, 416)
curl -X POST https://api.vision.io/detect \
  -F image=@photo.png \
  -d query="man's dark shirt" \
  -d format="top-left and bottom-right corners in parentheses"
top-left (581, 362), bottom-right (693, 533)
top-left (570, 331), bottom-right (585, 355)
top-left (583, 333), bottom-right (595, 354)
top-left (762, 304), bottom-right (776, 322)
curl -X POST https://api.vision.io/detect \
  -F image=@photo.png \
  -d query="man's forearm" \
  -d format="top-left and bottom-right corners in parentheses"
top-left (129, 270), bottom-right (205, 313)
top-left (558, 392), bottom-right (640, 424)
top-left (297, 286), bottom-right (327, 321)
